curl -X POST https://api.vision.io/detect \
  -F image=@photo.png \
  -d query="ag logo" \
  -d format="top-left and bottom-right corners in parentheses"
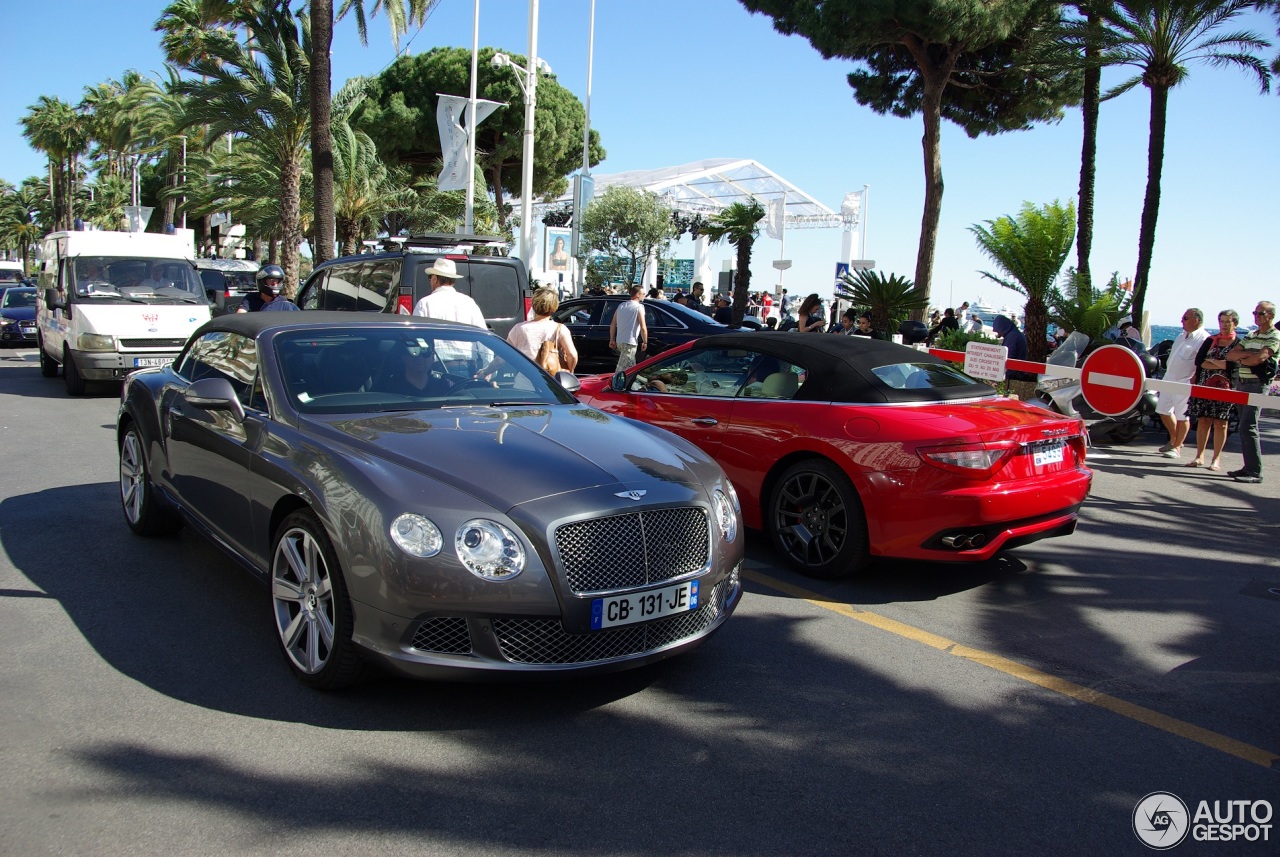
top-left (1133, 792), bottom-right (1190, 849)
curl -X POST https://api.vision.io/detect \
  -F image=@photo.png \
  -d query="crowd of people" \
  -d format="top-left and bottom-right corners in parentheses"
top-left (1154, 301), bottom-right (1277, 484)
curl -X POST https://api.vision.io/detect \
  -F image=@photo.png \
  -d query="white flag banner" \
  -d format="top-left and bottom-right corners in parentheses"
top-left (436, 94), bottom-right (504, 192)
top-left (124, 206), bottom-right (154, 232)
top-left (764, 197), bottom-right (785, 240)
top-left (841, 191), bottom-right (863, 220)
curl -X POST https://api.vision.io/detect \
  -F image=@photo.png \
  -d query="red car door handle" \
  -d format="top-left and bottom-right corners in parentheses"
top-left (690, 418), bottom-right (718, 426)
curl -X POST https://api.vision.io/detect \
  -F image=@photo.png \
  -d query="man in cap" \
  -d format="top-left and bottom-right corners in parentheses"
top-left (412, 258), bottom-right (486, 329)
top-left (713, 295), bottom-right (733, 324)
top-left (412, 258), bottom-right (488, 374)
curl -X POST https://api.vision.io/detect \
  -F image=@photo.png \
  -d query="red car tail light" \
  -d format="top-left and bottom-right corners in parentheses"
top-left (396, 294), bottom-right (414, 314)
top-left (918, 441), bottom-right (1018, 478)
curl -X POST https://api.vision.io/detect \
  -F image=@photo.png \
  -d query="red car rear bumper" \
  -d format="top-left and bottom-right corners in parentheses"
top-left (861, 466), bottom-right (1093, 562)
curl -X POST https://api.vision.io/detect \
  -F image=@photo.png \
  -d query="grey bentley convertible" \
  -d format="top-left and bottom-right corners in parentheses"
top-left (117, 312), bottom-right (743, 689)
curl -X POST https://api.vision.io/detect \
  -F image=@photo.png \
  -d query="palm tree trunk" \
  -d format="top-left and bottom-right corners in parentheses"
top-left (914, 67), bottom-right (950, 318)
top-left (1131, 83), bottom-right (1169, 328)
top-left (310, 0), bottom-right (335, 265)
top-left (279, 153), bottom-right (303, 297)
top-left (1075, 12), bottom-right (1100, 294)
top-left (1025, 296), bottom-right (1049, 363)
top-left (732, 236), bottom-right (752, 326)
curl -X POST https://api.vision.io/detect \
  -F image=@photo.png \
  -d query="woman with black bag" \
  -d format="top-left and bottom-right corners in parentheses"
top-left (1186, 309), bottom-right (1240, 471)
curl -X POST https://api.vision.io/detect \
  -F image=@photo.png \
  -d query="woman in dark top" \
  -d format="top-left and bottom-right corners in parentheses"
top-left (796, 293), bottom-right (826, 333)
top-left (852, 312), bottom-right (882, 339)
top-left (1186, 309), bottom-right (1240, 471)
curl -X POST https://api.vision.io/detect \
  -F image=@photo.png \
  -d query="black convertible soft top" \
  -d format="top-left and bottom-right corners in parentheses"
top-left (193, 310), bottom-right (491, 340)
top-left (704, 331), bottom-right (996, 405)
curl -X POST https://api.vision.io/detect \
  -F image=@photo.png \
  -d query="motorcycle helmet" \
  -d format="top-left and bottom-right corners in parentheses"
top-left (256, 264), bottom-right (285, 295)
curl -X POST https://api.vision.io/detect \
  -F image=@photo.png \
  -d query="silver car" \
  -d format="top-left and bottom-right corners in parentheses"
top-left (117, 312), bottom-right (743, 689)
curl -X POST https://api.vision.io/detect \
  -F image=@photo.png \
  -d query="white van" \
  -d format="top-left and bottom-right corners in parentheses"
top-left (0, 260), bottom-right (24, 287)
top-left (36, 230), bottom-right (211, 395)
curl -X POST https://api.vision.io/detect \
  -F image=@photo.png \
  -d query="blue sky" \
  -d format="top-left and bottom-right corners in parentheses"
top-left (3, 0), bottom-right (1278, 326)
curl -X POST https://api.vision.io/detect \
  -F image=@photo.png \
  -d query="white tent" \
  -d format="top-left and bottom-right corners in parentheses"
top-left (529, 158), bottom-right (862, 289)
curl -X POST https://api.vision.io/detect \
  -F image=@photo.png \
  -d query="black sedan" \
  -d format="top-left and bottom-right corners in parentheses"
top-left (553, 295), bottom-right (749, 373)
top-left (0, 286), bottom-right (37, 347)
top-left (118, 312), bottom-right (743, 689)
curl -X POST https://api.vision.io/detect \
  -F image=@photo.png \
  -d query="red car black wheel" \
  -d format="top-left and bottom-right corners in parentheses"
top-left (768, 459), bottom-right (868, 578)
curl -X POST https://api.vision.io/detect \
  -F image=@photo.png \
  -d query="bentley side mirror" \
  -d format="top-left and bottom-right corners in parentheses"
top-left (186, 376), bottom-right (246, 423)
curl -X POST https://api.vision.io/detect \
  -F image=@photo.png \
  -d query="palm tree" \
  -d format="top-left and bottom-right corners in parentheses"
top-left (0, 182), bottom-right (46, 270)
top-left (125, 70), bottom-right (194, 230)
top-left (836, 269), bottom-right (930, 335)
top-left (156, 0), bottom-right (248, 67)
top-left (699, 199), bottom-right (766, 326)
top-left (311, 0), bottom-right (440, 265)
top-left (175, 3), bottom-right (312, 291)
top-left (970, 199), bottom-right (1077, 362)
top-left (331, 90), bottom-right (402, 253)
top-left (20, 96), bottom-right (89, 231)
top-left (1097, 0), bottom-right (1270, 326)
top-left (1063, 2), bottom-right (1110, 295)
top-left (1049, 268), bottom-right (1133, 342)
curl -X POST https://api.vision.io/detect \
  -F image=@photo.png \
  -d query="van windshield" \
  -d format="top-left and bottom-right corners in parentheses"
top-left (73, 256), bottom-right (205, 304)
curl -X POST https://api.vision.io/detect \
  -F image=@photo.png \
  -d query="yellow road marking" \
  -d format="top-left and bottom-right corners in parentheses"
top-left (746, 569), bottom-right (1279, 769)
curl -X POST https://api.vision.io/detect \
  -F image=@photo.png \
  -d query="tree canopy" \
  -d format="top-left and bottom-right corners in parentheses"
top-left (740, 0), bottom-right (1080, 306)
top-left (577, 186), bottom-right (677, 287)
top-left (355, 46), bottom-right (604, 227)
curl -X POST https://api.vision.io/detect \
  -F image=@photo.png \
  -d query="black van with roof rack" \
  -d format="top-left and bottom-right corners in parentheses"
top-left (294, 234), bottom-right (530, 338)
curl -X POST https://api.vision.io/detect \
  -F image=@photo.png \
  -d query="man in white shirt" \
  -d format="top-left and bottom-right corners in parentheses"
top-left (609, 285), bottom-right (648, 371)
top-left (139, 264), bottom-right (170, 290)
top-left (412, 258), bottom-right (488, 373)
top-left (1156, 307), bottom-right (1209, 459)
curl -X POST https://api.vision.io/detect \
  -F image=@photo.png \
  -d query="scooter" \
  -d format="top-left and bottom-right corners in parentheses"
top-left (1034, 331), bottom-right (1159, 444)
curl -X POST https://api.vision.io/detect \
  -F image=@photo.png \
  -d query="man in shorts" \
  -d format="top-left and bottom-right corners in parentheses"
top-left (1156, 308), bottom-right (1207, 459)
top-left (609, 285), bottom-right (647, 371)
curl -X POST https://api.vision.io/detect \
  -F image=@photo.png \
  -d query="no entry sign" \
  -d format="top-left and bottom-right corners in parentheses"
top-left (1080, 344), bottom-right (1147, 416)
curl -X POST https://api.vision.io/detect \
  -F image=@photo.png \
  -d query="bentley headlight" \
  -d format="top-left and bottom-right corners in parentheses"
top-left (78, 332), bottom-right (115, 352)
top-left (455, 519), bottom-right (525, 580)
top-left (389, 513), bottom-right (443, 557)
top-left (712, 488), bottom-right (738, 542)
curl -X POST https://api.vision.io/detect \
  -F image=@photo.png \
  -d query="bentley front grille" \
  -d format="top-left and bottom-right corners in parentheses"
top-left (492, 578), bottom-right (730, 665)
top-left (554, 506), bottom-right (710, 594)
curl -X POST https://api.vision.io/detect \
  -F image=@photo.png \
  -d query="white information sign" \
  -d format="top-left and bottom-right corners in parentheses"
top-left (964, 341), bottom-right (1008, 383)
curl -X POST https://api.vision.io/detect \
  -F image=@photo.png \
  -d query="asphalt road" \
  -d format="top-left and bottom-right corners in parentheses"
top-left (2, 346), bottom-right (1277, 856)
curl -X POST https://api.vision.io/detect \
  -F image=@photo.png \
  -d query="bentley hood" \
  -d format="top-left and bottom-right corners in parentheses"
top-left (309, 404), bottom-right (718, 511)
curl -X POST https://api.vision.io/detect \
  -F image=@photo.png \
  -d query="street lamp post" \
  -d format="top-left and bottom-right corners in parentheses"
top-left (492, 0), bottom-right (547, 265)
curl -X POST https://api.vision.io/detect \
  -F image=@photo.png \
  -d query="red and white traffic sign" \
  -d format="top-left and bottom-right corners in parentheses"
top-left (1080, 344), bottom-right (1147, 416)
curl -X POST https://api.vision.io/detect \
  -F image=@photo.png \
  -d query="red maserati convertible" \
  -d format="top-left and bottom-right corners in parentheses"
top-left (576, 332), bottom-right (1092, 578)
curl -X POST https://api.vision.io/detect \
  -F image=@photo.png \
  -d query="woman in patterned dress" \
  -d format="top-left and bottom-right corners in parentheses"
top-left (1186, 309), bottom-right (1240, 471)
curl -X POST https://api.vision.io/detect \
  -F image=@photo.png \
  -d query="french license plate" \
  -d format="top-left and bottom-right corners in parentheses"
top-left (591, 580), bottom-right (699, 630)
top-left (1033, 440), bottom-right (1065, 467)
top-left (133, 357), bottom-right (171, 368)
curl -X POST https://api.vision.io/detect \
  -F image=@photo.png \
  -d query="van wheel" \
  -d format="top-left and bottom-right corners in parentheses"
top-left (63, 346), bottom-right (86, 395)
top-left (38, 338), bottom-right (58, 377)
